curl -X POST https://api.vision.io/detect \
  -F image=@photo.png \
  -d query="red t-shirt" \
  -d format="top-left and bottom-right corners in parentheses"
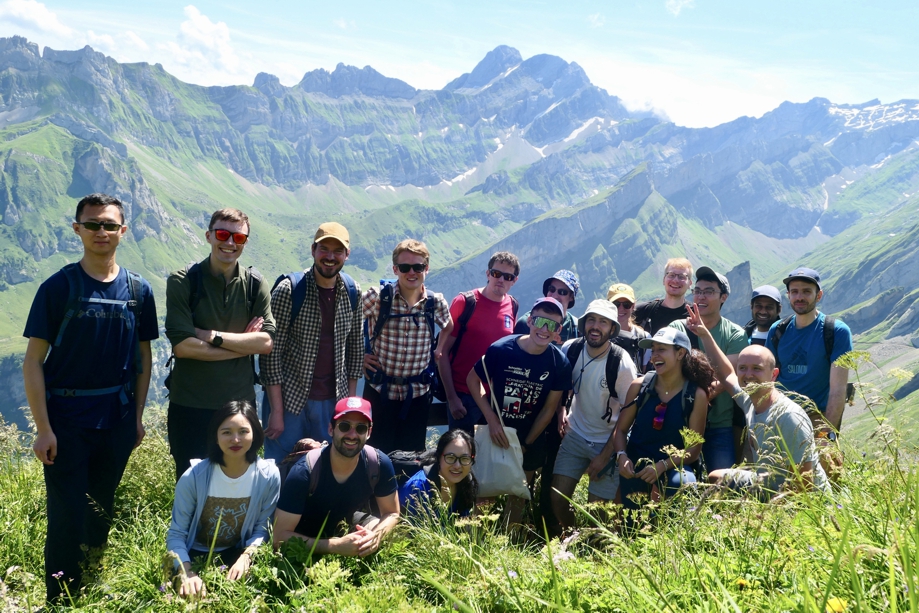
top-left (449, 289), bottom-right (517, 394)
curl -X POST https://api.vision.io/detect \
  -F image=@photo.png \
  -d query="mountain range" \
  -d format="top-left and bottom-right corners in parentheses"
top-left (1, 34), bottom-right (918, 425)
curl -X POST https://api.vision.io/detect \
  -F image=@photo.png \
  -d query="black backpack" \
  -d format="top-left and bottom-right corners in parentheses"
top-left (565, 338), bottom-right (626, 402)
top-left (303, 444), bottom-right (381, 496)
top-left (770, 314), bottom-right (856, 404)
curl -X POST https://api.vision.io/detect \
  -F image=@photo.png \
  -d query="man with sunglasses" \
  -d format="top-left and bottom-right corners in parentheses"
top-left (274, 397), bottom-right (400, 557)
top-left (362, 239), bottom-right (452, 453)
top-left (668, 266), bottom-right (747, 471)
top-left (608, 283), bottom-right (651, 374)
top-left (467, 297), bottom-right (572, 526)
top-left (261, 222), bottom-right (363, 461)
top-left (23, 193), bottom-right (159, 602)
top-left (166, 208), bottom-right (275, 479)
top-left (513, 270), bottom-right (580, 342)
top-left (438, 251), bottom-right (521, 433)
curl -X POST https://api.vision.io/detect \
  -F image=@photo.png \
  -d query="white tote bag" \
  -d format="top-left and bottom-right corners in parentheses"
top-left (472, 360), bottom-right (530, 500)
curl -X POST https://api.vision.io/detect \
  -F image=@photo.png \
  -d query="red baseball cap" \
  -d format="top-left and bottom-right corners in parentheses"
top-left (333, 397), bottom-right (373, 422)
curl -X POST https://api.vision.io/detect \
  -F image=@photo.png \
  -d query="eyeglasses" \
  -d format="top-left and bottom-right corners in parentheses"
top-left (692, 288), bottom-right (720, 297)
top-left (336, 421), bottom-right (370, 435)
top-left (488, 269), bottom-right (517, 282)
top-left (443, 453), bottom-right (474, 466)
top-left (396, 263), bottom-right (426, 273)
top-left (665, 272), bottom-right (690, 281)
top-left (213, 228), bottom-right (249, 244)
top-left (78, 221), bottom-right (122, 232)
top-left (532, 316), bottom-right (561, 333)
top-left (652, 403), bottom-right (667, 430)
top-left (546, 286), bottom-right (571, 297)
top-left (614, 301), bottom-right (634, 309)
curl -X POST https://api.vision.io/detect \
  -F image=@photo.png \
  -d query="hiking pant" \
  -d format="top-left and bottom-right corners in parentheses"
top-left (362, 384), bottom-right (431, 453)
top-left (168, 402), bottom-right (215, 481)
top-left (263, 397), bottom-right (336, 463)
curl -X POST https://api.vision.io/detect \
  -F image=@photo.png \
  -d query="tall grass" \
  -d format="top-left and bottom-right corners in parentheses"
top-left (0, 364), bottom-right (916, 611)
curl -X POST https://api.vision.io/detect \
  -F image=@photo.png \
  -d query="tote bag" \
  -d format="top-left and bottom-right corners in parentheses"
top-left (472, 359), bottom-right (530, 500)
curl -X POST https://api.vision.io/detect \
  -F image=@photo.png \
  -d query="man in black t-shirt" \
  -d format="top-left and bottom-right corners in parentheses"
top-left (632, 257), bottom-right (694, 335)
top-left (274, 397), bottom-right (399, 557)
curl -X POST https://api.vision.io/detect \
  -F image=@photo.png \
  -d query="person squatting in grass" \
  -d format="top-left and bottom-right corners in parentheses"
top-left (22, 193), bottom-right (159, 603)
top-left (166, 400), bottom-right (281, 600)
top-left (467, 297), bottom-right (573, 527)
top-left (273, 397), bottom-right (400, 557)
top-left (398, 428), bottom-right (478, 519)
top-left (613, 327), bottom-right (715, 511)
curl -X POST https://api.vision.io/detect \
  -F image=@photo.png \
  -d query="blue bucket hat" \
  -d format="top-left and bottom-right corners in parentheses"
top-left (543, 269), bottom-right (580, 309)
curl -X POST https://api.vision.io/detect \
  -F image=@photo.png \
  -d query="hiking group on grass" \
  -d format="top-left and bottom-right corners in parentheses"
top-left (23, 193), bottom-right (853, 603)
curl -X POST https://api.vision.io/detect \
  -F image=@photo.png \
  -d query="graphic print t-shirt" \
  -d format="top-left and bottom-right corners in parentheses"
top-left (193, 462), bottom-right (257, 552)
top-left (473, 335), bottom-right (571, 440)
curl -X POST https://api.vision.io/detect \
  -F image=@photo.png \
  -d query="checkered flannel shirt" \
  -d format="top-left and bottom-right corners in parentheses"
top-left (362, 284), bottom-right (450, 401)
top-left (260, 269), bottom-right (363, 414)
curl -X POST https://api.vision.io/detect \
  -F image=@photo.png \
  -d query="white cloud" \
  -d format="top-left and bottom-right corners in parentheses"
top-left (124, 30), bottom-right (149, 52)
top-left (588, 13), bottom-right (605, 28)
top-left (86, 30), bottom-right (115, 54)
top-left (333, 18), bottom-right (356, 30)
top-left (0, 0), bottom-right (71, 38)
top-left (665, 0), bottom-right (695, 17)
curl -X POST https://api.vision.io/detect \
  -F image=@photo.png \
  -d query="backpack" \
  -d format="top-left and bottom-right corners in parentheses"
top-left (565, 338), bottom-right (626, 403)
top-left (771, 314), bottom-right (856, 404)
top-left (431, 291), bottom-right (519, 402)
top-left (388, 450), bottom-right (432, 487)
top-left (304, 444), bottom-right (381, 496)
top-left (364, 283), bottom-right (440, 412)
top-left (164, 261), bottom-right (263, 391)
top-left (271, 270), bottom-right (358, 326)
top-left (47, 263), bottom-right (145, 403)
top-left (638, 298), bottom-right (663, 334)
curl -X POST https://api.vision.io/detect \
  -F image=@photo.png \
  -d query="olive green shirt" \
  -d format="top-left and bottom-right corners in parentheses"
top-left (165, 256), bottom-right (275, 409)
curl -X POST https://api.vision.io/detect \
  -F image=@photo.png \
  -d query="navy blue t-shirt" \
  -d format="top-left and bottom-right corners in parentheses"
top-left (276, 446), bottom-right (397, 539)
top-left (473, 335), bottom-right (572, 440)
top-left (23, 264), bottom-right (159, 429)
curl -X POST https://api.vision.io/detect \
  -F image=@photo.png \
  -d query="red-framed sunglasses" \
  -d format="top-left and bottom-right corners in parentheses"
top-left (652, 403), bottom-right (667, 430)
top-left (213, 228), bottom-right (249, 244)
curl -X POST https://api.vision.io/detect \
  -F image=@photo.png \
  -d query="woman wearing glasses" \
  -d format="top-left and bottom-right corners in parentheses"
top-left (607, 283), bottom-right (651, 373)
top-left (166, 400), bottom-right (280, 600)
top-left (399, 429), bottom-right (478, 519)
top-left (612, 328), bottom-right (714, 511)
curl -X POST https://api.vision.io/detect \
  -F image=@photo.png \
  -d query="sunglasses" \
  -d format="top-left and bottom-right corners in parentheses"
top-left (336, 421), bottom-right (370, 435)
top-left (213, 228), bottom-right (249, 244)
top-left (396, 263), bottom-right (426, 273)
top-left (652, 403), bottom-right (667, 430)
top-left (546, 286), bottom-right (571, 297)
top-left (78, 221), bottom-right (122, 232)
top-left (614, 301), bottom-right (634, 309)
top-left (488, 269), bottom-right (517, 282)
top-left (531, 316), bottom-right (561, 333)
top-left (442, 453), bottom-right (474, 466)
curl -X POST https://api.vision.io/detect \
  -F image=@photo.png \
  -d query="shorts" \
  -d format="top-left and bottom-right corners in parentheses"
top-left (521, 431), bottom-right (547, 472)
top-left (553, 430), bottom-right (619, 500)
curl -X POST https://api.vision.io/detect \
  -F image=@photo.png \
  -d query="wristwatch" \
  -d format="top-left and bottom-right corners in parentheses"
top-left (212, 332), bottom-right (224, 348)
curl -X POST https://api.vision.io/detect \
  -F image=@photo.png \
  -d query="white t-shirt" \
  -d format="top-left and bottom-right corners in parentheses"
top-left (564, 341), bottom-right (638, 444)
top-left (193, 462), bottom-right (257, 552)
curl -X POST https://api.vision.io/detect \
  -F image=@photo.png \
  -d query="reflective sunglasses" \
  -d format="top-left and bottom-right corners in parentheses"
top-left (652, 403), bottom-right (667, 430)
top-left (488, 268), bottom-right (517, 282)
top-left (442, 453), bottom-right (474, 466)
top-left (336, 421), bottom-right (370, 435)
top-left (78, 221), bottom-right (122, 232)
top-left (213, 228), bottom-right (249, 244)
top-left (614, 301), bottom-right (634, 309)
top-left (546, 286), bottom-right (571, 297)
top-left (396, 263), bottom-right (426, 273)
top-left (532, 316), bottom-right (561, 333)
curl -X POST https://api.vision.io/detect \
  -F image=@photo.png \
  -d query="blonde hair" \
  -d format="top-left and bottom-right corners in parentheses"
top-left (664, 257), bottom-right (693, 279)
top-left (392, 239), bottom-right (430, 266)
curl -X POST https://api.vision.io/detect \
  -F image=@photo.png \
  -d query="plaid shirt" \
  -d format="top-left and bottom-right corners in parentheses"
top-left (362, 284), bottom-right (450, 400)
top-left (260, 269), bottom-right (363, 414)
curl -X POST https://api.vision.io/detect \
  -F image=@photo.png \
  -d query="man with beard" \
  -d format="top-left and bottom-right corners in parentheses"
top-left (744, 285), bottom-right (782, 346)
top-left (766, 267), bottom-right (853, 431)
top-left (261, 222), bottom-right (363, 461)
top-left (273, 397), bottom-right (400, 557)
top-left (551, 300), bottom-right (638, 530)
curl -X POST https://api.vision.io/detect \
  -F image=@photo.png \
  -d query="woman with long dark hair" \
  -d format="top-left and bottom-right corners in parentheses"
top-left (166, 400), bottom-right (280, 599)
top-left (399, 429), bottom-right (478, 518)
top-left (612, 328), bottom-right (715, 510)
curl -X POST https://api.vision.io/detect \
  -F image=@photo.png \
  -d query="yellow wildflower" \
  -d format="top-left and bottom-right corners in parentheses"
top-left (826, 597), bottom-right (848, 613)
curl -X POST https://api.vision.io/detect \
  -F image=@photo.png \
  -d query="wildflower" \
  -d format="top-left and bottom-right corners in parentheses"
top-left (712, 514), bottom-right (723, 521)
top-left (826, 597), bottom-right (848, 612)
top-left (808, 546), bottom-right (815, 552)
top-left (52, 571), bottom-right (64, 579)
top-left (219, 564), bottom-right (228, 571)
top-left (507, 570), bottom-right (518, 579)
top-left (158, 583), bottom-right (167, 592)
top-left (736, 578), bottom-right (750, 589)
top-left (836, 504), bottom-right (843, 509)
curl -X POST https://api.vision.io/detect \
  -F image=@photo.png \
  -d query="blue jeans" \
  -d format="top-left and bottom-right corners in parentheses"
top-left (619, 467), bottom-right (696, 510)
top-left (447, 392), bottom-right (484, 433)
top-left (702, 426), bottom-right (736, 471)
top-left (263, 397), bottom-right (336, 463)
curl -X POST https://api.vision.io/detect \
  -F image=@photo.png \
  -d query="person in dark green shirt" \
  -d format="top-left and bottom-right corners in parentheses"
top-left (165, 208), bottom-right (275, 480)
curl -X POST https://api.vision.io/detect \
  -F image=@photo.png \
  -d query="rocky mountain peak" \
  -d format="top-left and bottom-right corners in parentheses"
top-left (444, 45), bottom-right (522, 91)
top-left (298, 63), bottom-right (417, 99)
top-left (253, 71), bottom-right (285, 97)
top-left (0, 36), bottom-right (41, 71)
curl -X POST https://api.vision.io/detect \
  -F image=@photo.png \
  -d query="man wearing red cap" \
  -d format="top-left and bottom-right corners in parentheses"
top-left (273, 397), bottom-right (400, 557)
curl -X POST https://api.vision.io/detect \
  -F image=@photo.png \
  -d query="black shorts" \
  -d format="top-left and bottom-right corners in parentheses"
top-left (521, 431), bottom-right (547, 472)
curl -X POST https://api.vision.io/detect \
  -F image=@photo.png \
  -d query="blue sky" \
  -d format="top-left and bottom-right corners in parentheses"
top-left (1, 0), bottom-right (916, 127)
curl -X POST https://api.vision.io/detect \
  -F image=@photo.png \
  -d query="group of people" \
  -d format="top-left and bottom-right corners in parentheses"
top-left (23, 193), bottom-right (852, 602)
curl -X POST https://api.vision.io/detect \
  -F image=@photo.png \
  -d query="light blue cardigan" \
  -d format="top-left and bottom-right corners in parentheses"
top-left (166, 458), bottom-right (281, 564)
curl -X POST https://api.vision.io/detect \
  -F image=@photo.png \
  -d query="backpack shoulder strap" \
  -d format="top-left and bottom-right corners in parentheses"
top-left (55, 263), bottom-right (84, 348)
top-left (306, 447), bottom-right (326, 497)
top-left (628, 371), bottom-right (656, 412)
top-left (565, 338), bottom-right (586, 367)
top-left (605, 343), bottom-right (625, 400)
top-left (246, 266), bottom-right (263, 318)
top-left (771, 315), bottom-right (794, 350)
top-left (448, 291), bottom-right (478, 360)
top-left (124, 269), bottom-right (145, 375)
top-left (423, 290), bottom-right (438, 350)
top-left (340, 272), bottom-right (359, 312)
top-left (509, 295), bottom-right (519, 319)
top-left (680, 379), bottom-right (699, 425)
top-left (363, 445), bottom-right (381, 491)
top-left (281, 272), bottom-right (307, 324)
top-left (822, 315), bottom-right (836, 363)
